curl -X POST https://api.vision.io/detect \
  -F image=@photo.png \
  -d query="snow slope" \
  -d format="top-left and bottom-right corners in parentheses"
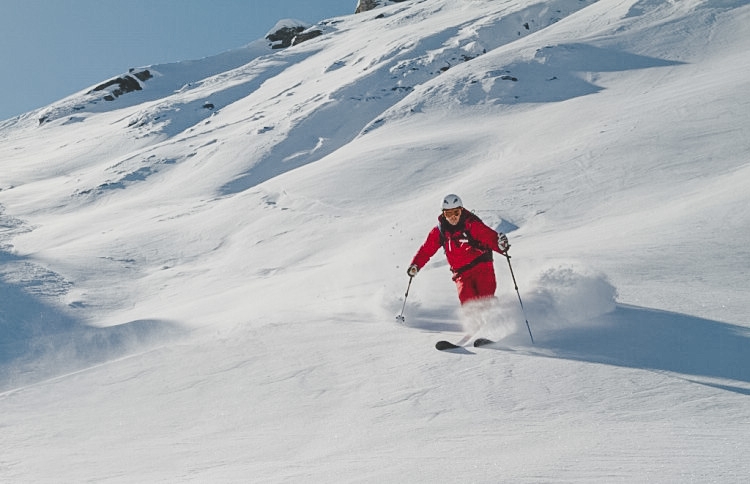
top-left (1, 0), bottom-right (750, 481)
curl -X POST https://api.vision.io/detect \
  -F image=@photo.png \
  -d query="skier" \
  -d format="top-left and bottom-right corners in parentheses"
top-left (407, 194), bottom-right (510, 306)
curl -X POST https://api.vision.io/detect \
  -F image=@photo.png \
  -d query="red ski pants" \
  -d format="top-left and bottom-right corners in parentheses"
top-left (454, 262), bottom-right (497, 305)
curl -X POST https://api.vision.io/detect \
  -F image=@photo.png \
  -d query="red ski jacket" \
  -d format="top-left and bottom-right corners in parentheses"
top-left (411, 210), bottom-right (503, 276)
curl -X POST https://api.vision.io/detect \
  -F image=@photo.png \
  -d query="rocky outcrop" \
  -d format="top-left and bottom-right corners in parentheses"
top-left (88, 69), bottom-right (153, 101)
top-left (292, 30), bottom-right (323, 46)
top-left (355, 0), bottom-right (410, 14)
top-left (266, 25), bottom-right (324, 49)
top-left (267, 26), bottom-right (307, 49)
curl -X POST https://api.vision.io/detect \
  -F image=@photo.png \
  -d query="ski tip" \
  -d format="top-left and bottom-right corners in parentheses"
top-left (473, 337), bottom-right (495, 347)
top-left (435, 340), bottom-right (461, 351)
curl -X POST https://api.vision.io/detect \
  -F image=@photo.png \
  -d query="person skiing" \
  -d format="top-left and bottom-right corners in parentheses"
top-left (407, 194), bottom-right (509, 305)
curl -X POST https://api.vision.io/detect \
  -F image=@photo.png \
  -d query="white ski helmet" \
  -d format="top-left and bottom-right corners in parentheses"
top-left (442, 194), bottom-right (463, 210)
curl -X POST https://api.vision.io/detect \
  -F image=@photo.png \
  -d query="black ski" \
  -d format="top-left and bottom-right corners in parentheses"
top-left (435, 337), bottom-right (495, 351)
top-left (473, 337), bottom-right (495, 347)
top-left (435, 340), bottom-right (462, 351)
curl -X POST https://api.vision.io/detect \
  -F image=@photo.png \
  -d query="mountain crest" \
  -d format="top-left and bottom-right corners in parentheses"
top-left (355, 0), bottom-right (410, 14)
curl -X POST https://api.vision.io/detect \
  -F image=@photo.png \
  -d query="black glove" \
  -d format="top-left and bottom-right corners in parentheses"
top-left (407, 264), bottom-right (419, 277)
top-left (499, 233), bottom-right (510, 252)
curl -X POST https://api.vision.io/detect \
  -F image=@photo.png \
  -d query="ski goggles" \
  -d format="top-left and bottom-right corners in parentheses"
top-left (442, 208), bottom-right (462, 218)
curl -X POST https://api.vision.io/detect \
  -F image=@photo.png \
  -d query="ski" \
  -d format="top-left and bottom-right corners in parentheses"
top-left (435, 340), bottom-right (462, 351)
top-left (435, 332), bottom-right (473, 351)
top-left (473, 337), bottom-right (495, 347)
top-left (435, 337), bottom-right (495, 351)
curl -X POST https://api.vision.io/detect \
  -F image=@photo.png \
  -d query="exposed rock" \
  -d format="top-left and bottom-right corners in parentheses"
top-left (266, 26), bottom-right (306, 49)
top-left (355, 0), bottom-right (410, 14)
top-left (88, 69), bottom-right (153, 101)
top-left (130, 68), bottom-right (153, 82)
top-left (355, 0), bottom-right (378, 13)
top-left (292, 29), bottom-right (323, 46)
top-left (266, 23), bottom-right (323, 49)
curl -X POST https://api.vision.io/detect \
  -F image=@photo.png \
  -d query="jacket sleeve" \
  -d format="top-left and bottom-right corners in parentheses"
top-left (468, 219), bottom-right (503, 253)
top-left (410, 226), bottom-right (443, 269)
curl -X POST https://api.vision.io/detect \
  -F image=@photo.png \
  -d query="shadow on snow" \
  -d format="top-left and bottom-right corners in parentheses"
top-left (0, 249), bottom-right (183, 392)
top-left (532, 304), bottom-right (750, 395)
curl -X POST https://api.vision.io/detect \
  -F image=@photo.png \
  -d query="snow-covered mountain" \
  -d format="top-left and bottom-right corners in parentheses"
top-left (2, 0), bottom-right (749, 481)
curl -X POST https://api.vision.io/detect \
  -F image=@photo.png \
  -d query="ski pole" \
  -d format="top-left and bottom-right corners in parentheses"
top-left (396, 276), bottom-right (413, 323)
top-left (505, 254), bottom-right (534, 344)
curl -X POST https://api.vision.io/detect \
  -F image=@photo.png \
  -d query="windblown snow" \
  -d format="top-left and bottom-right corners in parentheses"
top-left (1, 0), bottom-right (749, 482)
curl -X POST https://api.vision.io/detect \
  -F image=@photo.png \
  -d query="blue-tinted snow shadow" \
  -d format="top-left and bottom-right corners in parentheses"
top-left (532, 304), bottom-right (750, 395)
top-left (0, 253), bottom-right (183, 391)
top-left (400, 304), bottom-right (463, 333)
top-left (458, 43), bottom-right (685, 106)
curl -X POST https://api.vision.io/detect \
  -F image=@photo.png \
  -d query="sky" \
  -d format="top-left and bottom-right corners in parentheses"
top-left (0, 0), bottom-right (356, 121)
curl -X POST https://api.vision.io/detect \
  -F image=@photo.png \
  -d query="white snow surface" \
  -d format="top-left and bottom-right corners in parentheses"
top-left (2, 0), bottom-right (750, 481)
